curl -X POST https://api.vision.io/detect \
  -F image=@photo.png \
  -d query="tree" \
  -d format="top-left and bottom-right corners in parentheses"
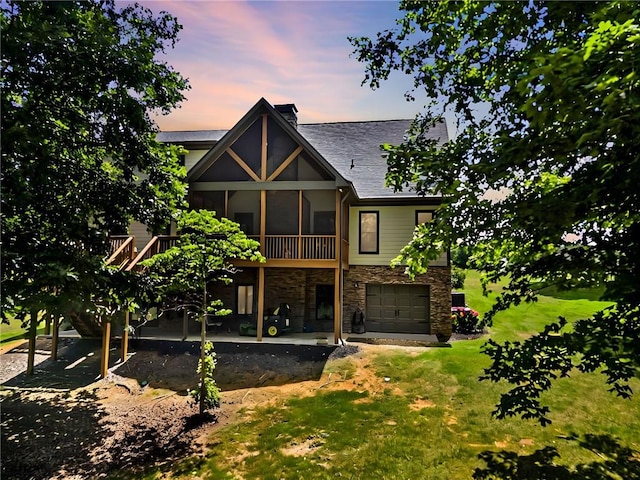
top-left (451, 266), bottom-right (465, 290)
top-left (1, 0), bottom-right (189, 362)
top-left (139, 210), bottom-right (264, 415)
top-left (350, 0), bottom-right (639, 427)
top-left (450, 246), bottom-right (471, 269)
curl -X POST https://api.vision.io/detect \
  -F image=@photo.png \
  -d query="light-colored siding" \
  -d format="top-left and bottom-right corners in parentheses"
top-left (348, 205), bottom-right (447, 267)
top-left (129, 221), bottom-right (153, 253)
top-left (185, 149), bottom-right (209, 173)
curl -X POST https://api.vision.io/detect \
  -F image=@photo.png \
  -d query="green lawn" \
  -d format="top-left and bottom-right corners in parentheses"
top-left (120, 271), bottom-right (639, 479)
top-left (0, 314), bottom-right (46, 344)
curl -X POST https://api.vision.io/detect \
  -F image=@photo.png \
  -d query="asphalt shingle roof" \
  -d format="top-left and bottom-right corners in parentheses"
top-left (156, 130), bottom-right (227, 144)
top-left (298, 120), bottom-right (447, 199)
top-left (159, 118), bottom-right (448, 200)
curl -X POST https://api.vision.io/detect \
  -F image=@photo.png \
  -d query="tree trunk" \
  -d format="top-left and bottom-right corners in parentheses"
top-left (26, 309), bottom-right (38, 375)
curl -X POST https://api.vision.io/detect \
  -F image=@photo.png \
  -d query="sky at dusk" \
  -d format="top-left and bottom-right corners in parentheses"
top-left (137, 1), bottom-right (424, 131)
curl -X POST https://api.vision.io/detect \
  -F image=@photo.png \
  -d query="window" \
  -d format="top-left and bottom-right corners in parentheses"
top-left (359, 211), bottom-right (379, 254)
top-left (237, 285), bottom-right (254, 315)
top-left (416, 210), bottom-right (433, 225)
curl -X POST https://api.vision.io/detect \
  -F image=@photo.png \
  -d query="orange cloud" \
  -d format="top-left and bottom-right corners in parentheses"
top-left (144, 0), bottom-right (421, 131)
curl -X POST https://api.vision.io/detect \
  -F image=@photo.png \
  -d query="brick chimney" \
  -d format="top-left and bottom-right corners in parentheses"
top-left (274, 103), bottom-right (298, 129)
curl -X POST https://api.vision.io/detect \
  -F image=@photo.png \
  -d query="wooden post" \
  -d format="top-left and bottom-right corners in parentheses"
top-left (256, 267), bottom-right (264, 342)
top-left (100, 317), bottom-right (111, 378)
top-left (334, 189), bottom-right (343, 345)
top-left (298, 190), bottom-right (303, 259)
top-left (26, 309), bottom-right (38, 376)
top-left (257, 187), bottom-right (266, 343)
top-left (51, 314), bottom-right (59, 361)
top-left (121, 311), bottom-right (130, 362)
top-left (182, 309), bottom-right (188, 341)
top-left (334, 268), bottom-right (341, 345)
top-left (260, 190), bottom-right (266, 256)
top-left (261, 114), bottom-right (268, 180)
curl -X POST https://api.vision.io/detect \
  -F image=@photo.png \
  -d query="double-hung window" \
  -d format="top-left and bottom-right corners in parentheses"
top-left (359, 211), bottom-right (379, 254)
top-left (415, 210), bottom-right (433, 225)
top-left (237, 285), bottom-right (254, 315)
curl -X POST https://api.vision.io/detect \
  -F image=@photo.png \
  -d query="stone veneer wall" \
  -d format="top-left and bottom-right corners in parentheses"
top-left (154, 269), bottom-right (259, 335)
top-left (152, 265), bottom-right (450, 337)
top-left (343, 265), bottom-right (452, 336)
top-left (303, 269), bottom-right (336, 331)
top-left (264, 268), bottom-right (336, 332)
top-left (264, 268), bottom-right (307, 332)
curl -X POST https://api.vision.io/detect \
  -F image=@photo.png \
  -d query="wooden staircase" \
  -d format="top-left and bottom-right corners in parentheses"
top-left (106, 235), bottom-right (136, 270)
top-left (125, 235), bottom-right (178, 272)
top-left (68, 311), bottom-right (103, 338)
top-left (69, 236), bottom-right (136, 338)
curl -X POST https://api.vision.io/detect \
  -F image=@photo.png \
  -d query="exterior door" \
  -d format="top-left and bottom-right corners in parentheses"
top-left (365, 284), bottom-right (430, 334)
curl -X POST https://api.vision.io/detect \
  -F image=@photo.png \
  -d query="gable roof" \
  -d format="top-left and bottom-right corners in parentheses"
top-left (186, 98), bottom-right (350, 187)
top-left (159, 98), bottom-right (448, 201)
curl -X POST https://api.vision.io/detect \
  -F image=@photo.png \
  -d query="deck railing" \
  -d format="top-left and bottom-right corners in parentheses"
top-left (124, 234), bottom-right (342, 270)
top-left (106, 235), bottom-right (135, 270)
top-left (252, 235), bottom-right (337, 260)
top-left (126, 235), bottom-right (179, 272)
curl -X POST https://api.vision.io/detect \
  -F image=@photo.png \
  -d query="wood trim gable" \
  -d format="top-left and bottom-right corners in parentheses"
top-left (187, 98), bottom-right (352, 188)
top-left (187, 98), bottom-right (272, 182)
top-left (227, 146), bottom-right (261, 182)
top-left (266, 145), bottom-right (304, 181)
top-left (261, 114), bottom-right (268, 181)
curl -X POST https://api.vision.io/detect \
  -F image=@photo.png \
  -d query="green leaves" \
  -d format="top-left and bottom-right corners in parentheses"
top-left (481, 305), bottom-right (639, 426)
top-left (139, 210), bottom-right (263, 315)
top-left (351, 0), bottom-right (640, 423)
top-left (1, 0), bottom-right (188, 320)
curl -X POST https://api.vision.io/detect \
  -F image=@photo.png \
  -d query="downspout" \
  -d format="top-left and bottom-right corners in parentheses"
top-left (338, 188), bottom-right (352, 346)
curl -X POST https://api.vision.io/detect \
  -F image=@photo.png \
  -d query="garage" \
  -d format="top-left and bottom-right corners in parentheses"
top-left (365, 284), bottom-right (430, 334)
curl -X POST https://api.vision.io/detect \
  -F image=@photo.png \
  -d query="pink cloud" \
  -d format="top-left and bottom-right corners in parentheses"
top-left (144, 1), bottom-right (420, 131)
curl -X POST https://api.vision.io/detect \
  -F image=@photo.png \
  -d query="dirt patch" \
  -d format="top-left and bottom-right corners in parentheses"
top-left (281, 433), bottom-right (328, 457)
top-left (410, 398), bottom-right (436, 410)
top-left (0, 338), bottom-right (360, 479)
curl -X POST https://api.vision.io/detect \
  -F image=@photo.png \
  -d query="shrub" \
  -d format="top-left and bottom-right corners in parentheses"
top-left (452, 267), bottom-right (466, 290)
top-left (451, 308), bottom-right (485, 334)
top-left (451, 246), bottom-right (471, 268)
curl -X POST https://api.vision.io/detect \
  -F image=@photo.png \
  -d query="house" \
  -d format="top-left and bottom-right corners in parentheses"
top-left (125, 98), bottom-right (452, 344)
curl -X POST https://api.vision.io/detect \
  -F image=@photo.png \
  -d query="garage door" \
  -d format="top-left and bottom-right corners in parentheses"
top-left (365, 284), bottom-right (430, 334)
